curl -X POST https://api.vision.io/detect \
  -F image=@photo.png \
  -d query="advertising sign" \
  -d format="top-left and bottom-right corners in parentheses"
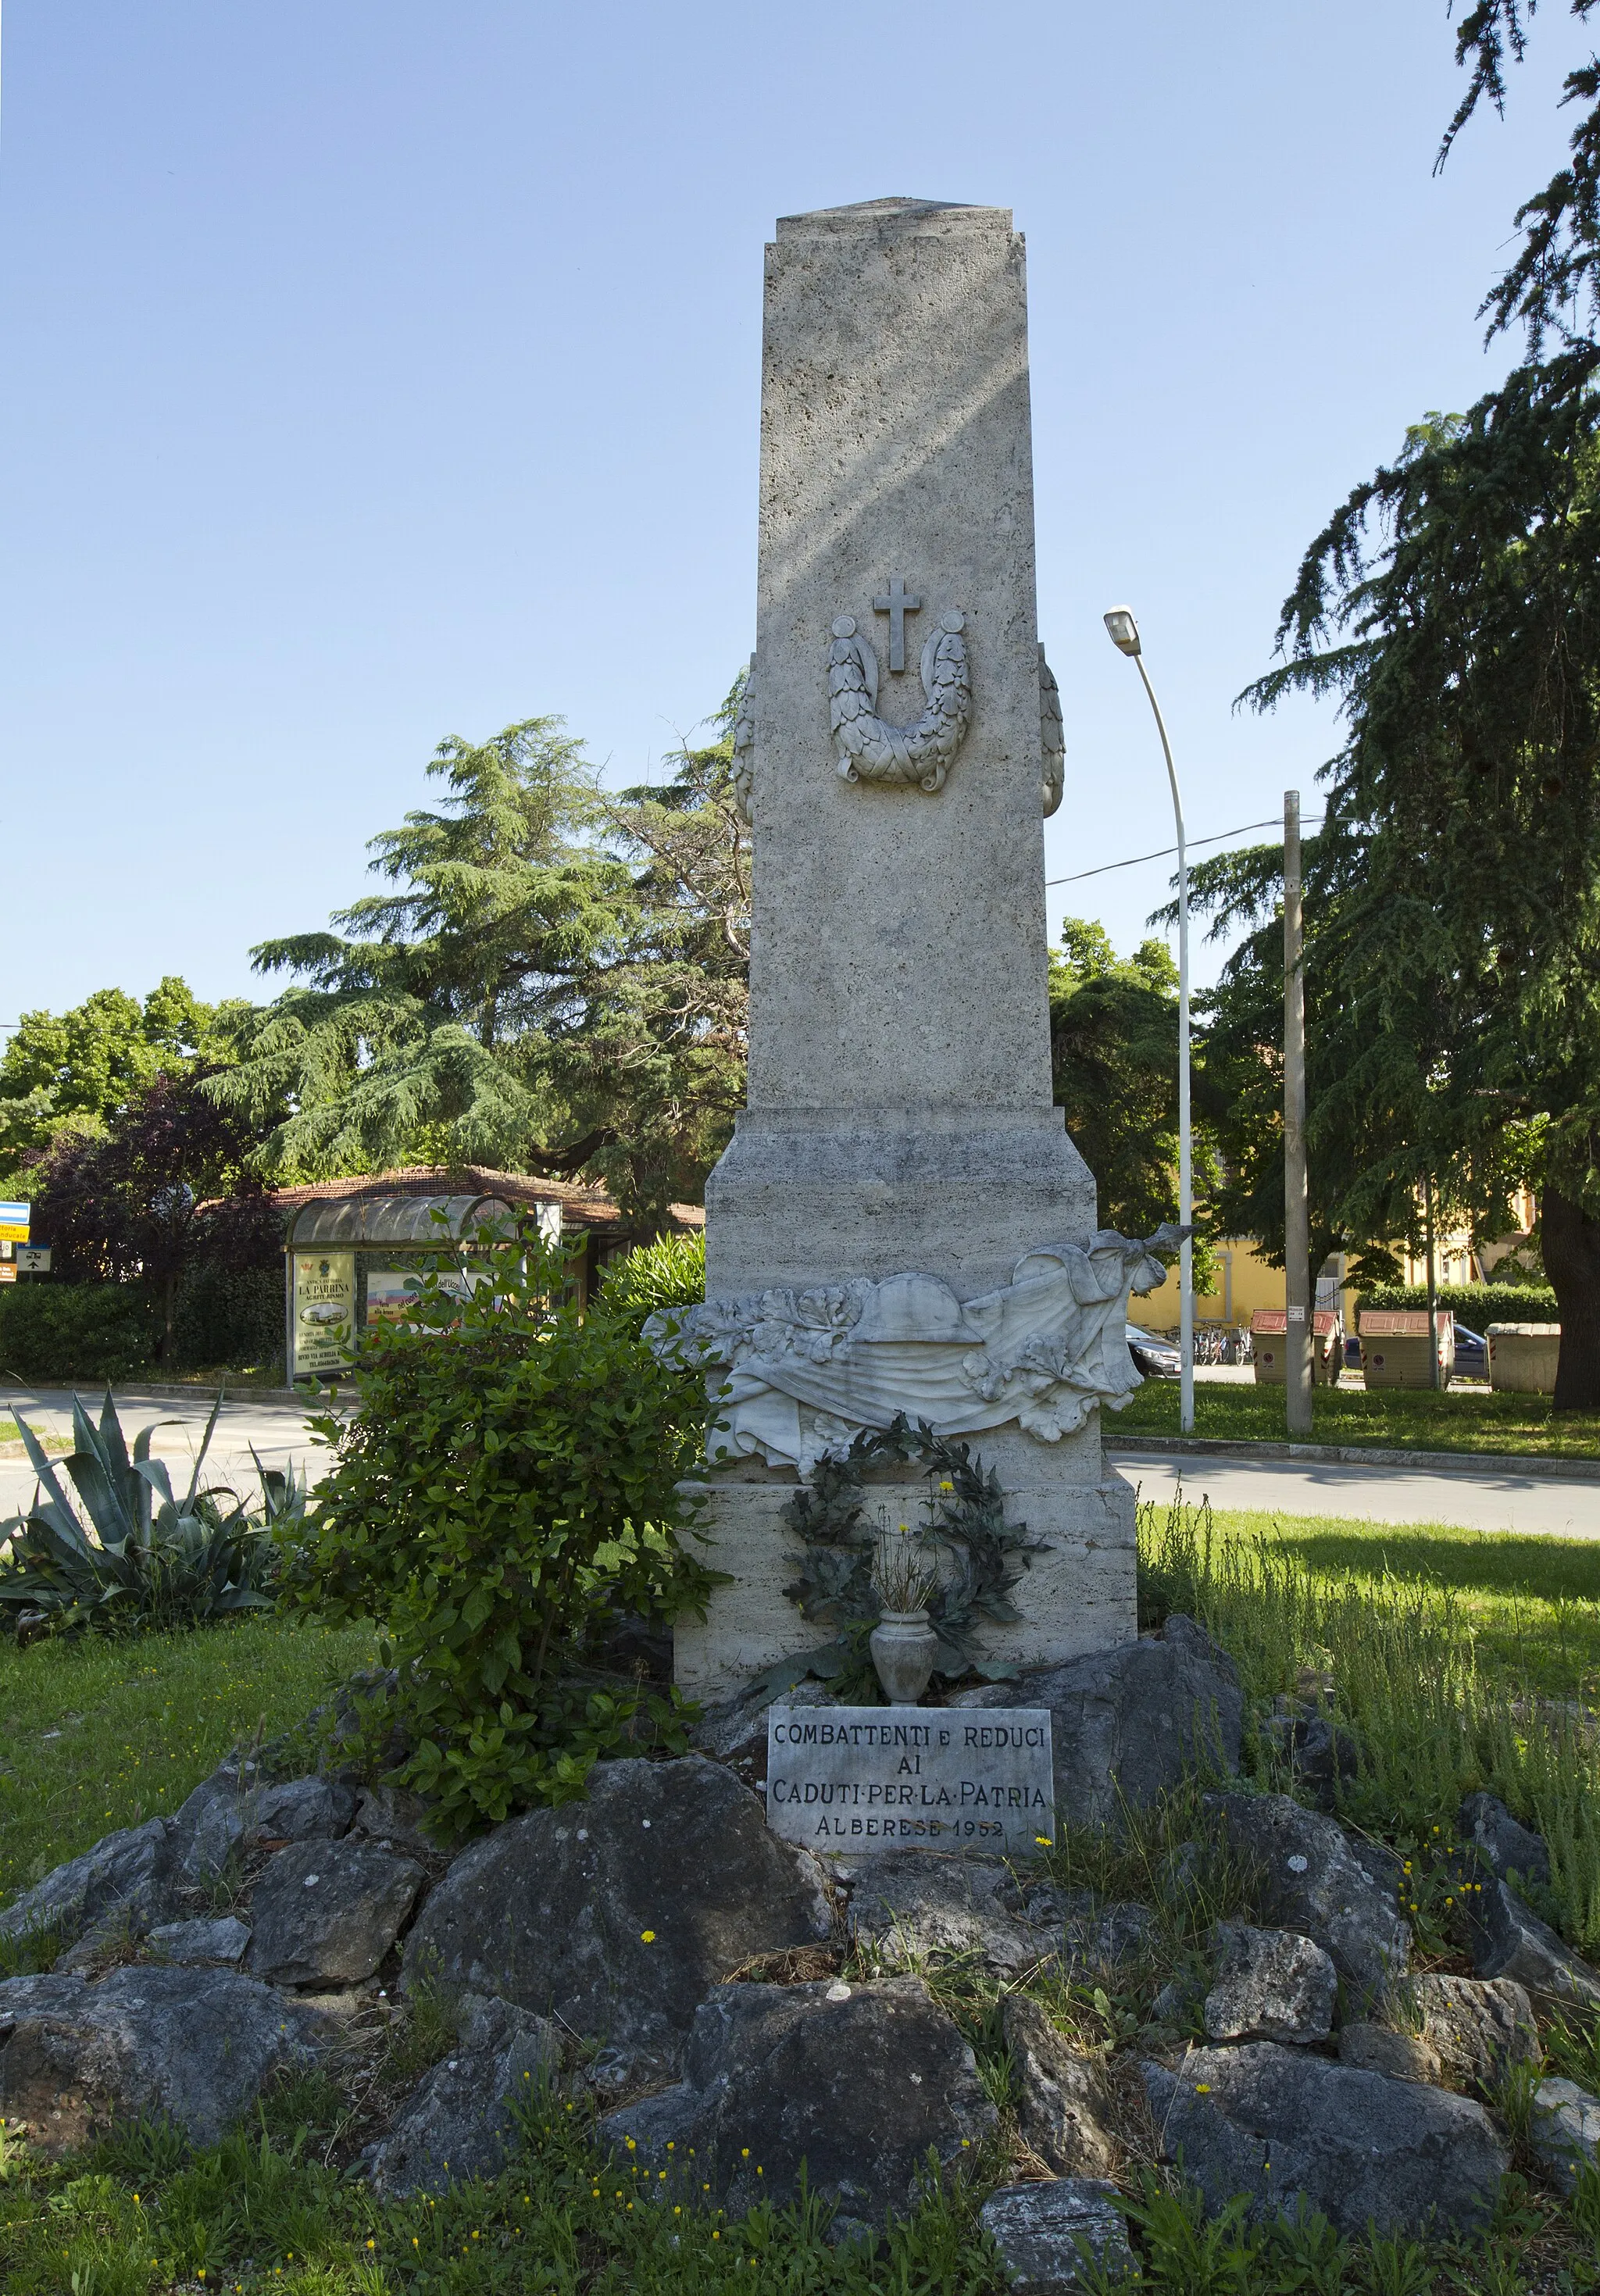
top-left (365, 1265), bottom-right (478, 1330)
top-left (0, 1201), bottom-right (29, 1244)
top-left (365, 1267), bottom-right (423, 1327)
top-left (291, 1251), bottom-right (356, 1379)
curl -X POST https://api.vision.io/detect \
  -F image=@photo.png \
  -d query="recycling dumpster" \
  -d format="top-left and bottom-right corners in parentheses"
top-left (1252, 1308), bottom-right (1342, 1385)
top-left (1488, 1323), bottom-right (1561, 1395)
top-left (1358, 1309), bottom-right (1454, 1391)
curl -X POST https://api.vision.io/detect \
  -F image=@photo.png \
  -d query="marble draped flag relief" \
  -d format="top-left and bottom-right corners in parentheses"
top-left (650, 1230), bottom-right (1176, 1474)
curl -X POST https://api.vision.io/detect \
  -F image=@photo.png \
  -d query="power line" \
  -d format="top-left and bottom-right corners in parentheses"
top-left (1046, 814), bottom-right (1324, 888)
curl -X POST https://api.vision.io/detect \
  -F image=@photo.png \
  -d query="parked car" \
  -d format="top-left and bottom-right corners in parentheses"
top-left (1453, 1322), bottom-right (1488, 1380)
top-left (1127, 1322), bottom-right (1181, 1378)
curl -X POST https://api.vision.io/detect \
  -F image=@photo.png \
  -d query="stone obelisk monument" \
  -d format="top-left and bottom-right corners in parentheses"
top-left (669, 199), bottom-right (1155, 1698)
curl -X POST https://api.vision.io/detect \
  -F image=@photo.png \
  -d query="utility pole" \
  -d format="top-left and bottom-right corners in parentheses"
top-left (1284, 790), bottom-right (1313, 1436)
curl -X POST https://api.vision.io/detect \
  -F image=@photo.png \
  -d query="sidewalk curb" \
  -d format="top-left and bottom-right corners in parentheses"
top-left (1105, 1434), bottom-right (1600, 1484)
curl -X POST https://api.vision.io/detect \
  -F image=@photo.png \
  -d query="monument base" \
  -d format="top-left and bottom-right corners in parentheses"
top-left (705, 1105), bottom-right (1096, 1299)
top-left (673, 1424), bottom-right (1137, 1704)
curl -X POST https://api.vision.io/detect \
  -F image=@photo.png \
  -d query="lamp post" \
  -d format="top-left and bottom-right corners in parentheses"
top-left (1102, 607), bottom-right (1194, 1434)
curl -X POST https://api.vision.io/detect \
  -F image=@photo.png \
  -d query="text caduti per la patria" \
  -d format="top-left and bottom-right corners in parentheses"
top-left (766, 1716), bottom-right (1052, 1836)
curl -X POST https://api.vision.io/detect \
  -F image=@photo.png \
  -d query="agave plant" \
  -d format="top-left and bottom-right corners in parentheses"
top-left (0, 1390), bottom-right (296, 1637)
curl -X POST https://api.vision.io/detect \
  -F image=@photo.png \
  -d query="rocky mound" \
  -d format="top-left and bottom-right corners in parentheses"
top-left (0, 1617), bottom-right (1594, 2259)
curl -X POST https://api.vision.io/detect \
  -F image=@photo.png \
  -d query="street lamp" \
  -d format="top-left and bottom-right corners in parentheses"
top-left (1102, 606), bottom-right (1195, 1434)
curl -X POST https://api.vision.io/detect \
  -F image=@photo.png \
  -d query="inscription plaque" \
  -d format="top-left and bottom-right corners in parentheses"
top-left (765, 1706), bottom-right (1055, 1856)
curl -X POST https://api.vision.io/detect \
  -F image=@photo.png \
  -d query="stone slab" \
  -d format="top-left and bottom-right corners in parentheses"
top-left (673, 1443), bottom-right (1136, 1701)
top-left (766, 1704), bottom-right (1054, 1855)
top-left (740, 199), bottom-right (1062, 1135)
top-left (711, 197), bottom-right (1098, 1302)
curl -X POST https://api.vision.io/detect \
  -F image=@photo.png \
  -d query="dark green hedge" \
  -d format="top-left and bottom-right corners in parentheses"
top-left (0, 1268), bottom-right (286, 1387)
top-left (172, 1265), bottom-right (284, 1374)
top-left (0, 1284), bottom-right (155, 1384)
top-left (1360, 1281), bottom-right (1559, 1326)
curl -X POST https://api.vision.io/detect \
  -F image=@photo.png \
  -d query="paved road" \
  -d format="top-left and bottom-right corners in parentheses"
top-left (0, 1387), bottom-right (338, 1519)
top-left (1108, 1447), bottom-right (1600, 1538)
top-left (5, 1387), bottom-right (1596, 1540)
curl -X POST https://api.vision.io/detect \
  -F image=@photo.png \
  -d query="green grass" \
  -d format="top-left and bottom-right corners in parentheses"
top-left (1114, 1373), bottom-right (1600, 1459)
top-left (1192, 1502), bottom-right (1600, 1705)
top-left (0, 2087), bottom-right (1005, 2296)
top-left (0, 1615), bottom-right (376, 1911)
top-left (0, 1417), bottom-right (72, 1451)
top-left (2, 1517), bottom-right (1600, 2291)
top-left (1142, 1494), bottom-right (1600, 1951)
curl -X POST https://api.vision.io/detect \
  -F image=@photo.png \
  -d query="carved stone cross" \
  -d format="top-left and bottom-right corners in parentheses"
top-left (873, 573), bottom-right (922, 673)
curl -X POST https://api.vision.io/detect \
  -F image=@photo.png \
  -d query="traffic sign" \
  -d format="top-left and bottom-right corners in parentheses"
top-left (0, 1200), bottom-right (28, 1244)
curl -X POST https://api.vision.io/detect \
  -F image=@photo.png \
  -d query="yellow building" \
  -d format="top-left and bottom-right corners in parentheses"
top-left (1136, 1240), bottom-right (1356, 1337)
top-left (1135, 1186), bottom-right (1539, 1339)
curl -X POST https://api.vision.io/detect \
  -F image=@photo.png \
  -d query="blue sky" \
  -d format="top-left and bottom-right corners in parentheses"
top-left (2, 2), bottom-right (1591, 1025)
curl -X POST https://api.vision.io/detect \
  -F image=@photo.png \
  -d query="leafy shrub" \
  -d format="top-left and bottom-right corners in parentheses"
top-left (173, 1262), bottom-right (284, 1373)
top-left (0, 1283), bottom-right (155, 1383)
top-left (282, 1223), bottom-right (716, 1837)
top-left (1359, 1280), bottom-right (1559, 1323)
top-left (0, 1391), bottom-right (293, 1635)
top-left (597, 1227), bottom-right (705, 1331)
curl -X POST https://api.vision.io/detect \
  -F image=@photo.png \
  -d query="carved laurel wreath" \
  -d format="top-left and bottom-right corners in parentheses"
top-left (730, 634), bottom-right (1064, 823)
top-left (829, 611), bottom-right (971, 793)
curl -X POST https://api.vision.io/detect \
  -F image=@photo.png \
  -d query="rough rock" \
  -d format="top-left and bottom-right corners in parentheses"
top-left (980, 2178), bottom-right (1134, 2293)
top-left (248, 1839), bottom-right (425, 1987)
top-left (845, 1852), bottom-right (1055, 1975)
top-left (1012, 1887), bottom-right (1155, 1976)
top-left (0, 1966), bottom-right (323, 2155)
top-left (1144, 2042), bottom-right (1508, 2236)
top-left (1203, 1924), bottom-right (1337, 2045)
top-left (1459, 1792), bottom-right (1552, 1887)
top-left (692, 1682), bottom-right (841, 1791)
top-left (0, 1974), bottom-right (99, 2023)
top-left (973, 1616), bottom-right (1241, 1828)
top-left (170, 1764), bottom-right (257, 1884)
top-left (366, 1991), bottom-right (563, 2197)
top-left (0, 1819), bottom-right (174, 1945)
top-left (1261, 1712), bottom-right (1359, 1811)
top-left (169, 1767), bottom-right (358, 1885)
top-left (1150, 1970), bottom-right (1205, 2028)
top-left (1157, 1840), bottom-right (1206, 1908)
top-left (1337, 2023), bottom-right (1441, 2084)
top-left (1060, 1899), bottom-right (1156, 1976)
top-left (1466, 1879), bottom-right (1600, 2007)
top-left (352, 1783), bottom-right (439, 1862)
top-left (1002, 1995), bottom-right (1117, 2176)
top-left (403, 1755), bottom-right (834, 2093)
top-left (598, 1976), bottom-right (996, 2226)
top-left (145, 1916), bottom-right (251, 1969)
top-left (1412, 1973), bottom-right (1541, 2084)
top-left (1209, 1794), bottom-right (1409, 1996)
top-left (252, 1778), bottom-right (359, 1844)
top-left (52, 1923), bottom-right (135, 1978)
top-left (1530, 2076), bottom-right (1600, 2195)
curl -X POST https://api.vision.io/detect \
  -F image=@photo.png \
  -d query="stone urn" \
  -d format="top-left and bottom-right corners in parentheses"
top-left (870, 1610), bottom-right (940, 1705)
